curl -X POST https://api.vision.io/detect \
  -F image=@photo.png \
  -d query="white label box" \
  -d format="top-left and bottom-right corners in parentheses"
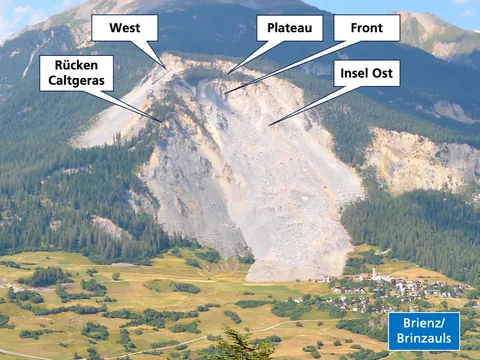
top-left (334, 60), bottom-right (401, 88)
top-left (257, 15), bottom-right (323, 42)
top-left (39, 55), bottom-right (160, 122)
top-left (91, 14), bottom-right (158, 42)
top-left (40, 55), bottom-right (113, 92)
top-left (334, 14), bottom-right (400, 42)
top-left (91, 14), bottom-right (164, 68)
top-left (229, 15), bottom-right (323, 73)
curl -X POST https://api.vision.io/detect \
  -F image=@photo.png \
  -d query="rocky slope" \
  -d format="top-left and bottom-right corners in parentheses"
top-left (366, 128), bottom-right (480, 194)
top-left (397, 10), bottom-right (480, 68)
top-left (76, 54), bottom-right (364, 281)
top-left (4, 0), bottom-right (480, 283)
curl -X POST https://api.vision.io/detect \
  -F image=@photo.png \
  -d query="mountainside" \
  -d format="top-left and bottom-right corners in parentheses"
top-left (397, 10), bottom-right (480, 69)
top-left (0, 0), bottom-right (479, 284)
top-left (20, 0), bottom-right (310, 48)
top-left (5, 2), bottom-right (480, 126)
top-left (366, 128), bottom-right (480, 194)
top-left (75, 54), bottom-right (364, 281)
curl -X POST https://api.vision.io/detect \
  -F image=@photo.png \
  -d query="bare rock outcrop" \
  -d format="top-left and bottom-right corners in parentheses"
top-left (365, 128), bottom-right (480, 194)
top-left (92, 216), bottom-right (133, 240)
top-left (75, 55), bottom-right (364, 281)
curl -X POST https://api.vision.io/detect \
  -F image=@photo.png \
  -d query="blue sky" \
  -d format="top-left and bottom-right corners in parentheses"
top-left (1, 0), bottom-right (479, 41)
top-left (308, 0), bottom-right (480, 31)
top-left (0, 0), bottom-right (84, 41)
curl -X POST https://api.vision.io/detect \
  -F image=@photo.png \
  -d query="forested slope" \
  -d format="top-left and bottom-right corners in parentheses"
top-left (0, 1), bottom-right (479, 283)
top-left (0, 41), bottom-right (195, 264)
top-left (341, 170), bottom-right (480, 286)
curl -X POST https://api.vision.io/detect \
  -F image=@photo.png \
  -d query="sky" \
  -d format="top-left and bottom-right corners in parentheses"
top-left (308, 0), bottom-right (480, 31)
top-left (0, 0), bottom-right (480, 42)
top-left (0, 0), bottom-right (84, 41)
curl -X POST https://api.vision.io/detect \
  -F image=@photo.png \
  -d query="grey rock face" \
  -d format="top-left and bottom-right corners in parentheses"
top-left (76, 56), bottom-right (364, 281)
top-left (136, 58), bottom-right (364, 281)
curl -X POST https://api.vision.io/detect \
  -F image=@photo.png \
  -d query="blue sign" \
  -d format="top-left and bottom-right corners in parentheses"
top-left (388, 312), bottom-right (460, 351)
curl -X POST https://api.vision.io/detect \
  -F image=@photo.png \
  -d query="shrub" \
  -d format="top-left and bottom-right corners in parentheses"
top-left (151, 340), bottom-right (179, 349)
top-left (235, 300), bottom-right (269, 309)
top-left (207, 334), bottom-right (222, 341)
top-left (224, 310), bottom-right (242, 324)
top-left (17, 267), bottom-right (72, 287)
top-left (171, 282), bottom-right (200, 294)
top-left (82, 322), bottom-right (109, 340)
top-left (271, 298), bottom-right (311, 320)
top-left (19, 329), bottom-right (62, 339)
top-left (56, 287), bottom-right (91, 303)
top-left (18, 302), bottom-right (106, 316)
top-left (103, 295), bottom-right (117, 303)
top-left (81, 279), bottom-right (107, 297)
top-left (253, 335), bottom-right (282, 345)
top-left (0, 260), bottom-right (21, 269)
top-left (117, 329), bottom-right (136, 351)
top-left (195, 249), bottom-right (220, 263)
top-left (86, 269), bottom-right (98, 277)
top-left (336, 318), bottom-right (388, 342)
top-left (87, 347), bottom-right (102, 360)
top-left (169, 320), bottom-right (201, 334)
top-left (10, 289), bottom-right (44, 304)
top-left (104, 308), bottom-right (198, 328)
top-left (185, 259), bottom-right (201, 268)
top-left (239, 254), bottom-right (255, 264)
top-left (197, 303), bottom-right (220, 312)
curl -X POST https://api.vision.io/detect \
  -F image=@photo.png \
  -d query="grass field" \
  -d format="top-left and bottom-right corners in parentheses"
top-left (0, 250), bottom-right (475, 360)
top-left (354, 244), bottom-right (469, 286)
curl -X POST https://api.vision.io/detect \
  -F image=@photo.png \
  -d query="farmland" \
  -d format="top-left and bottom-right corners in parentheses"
top-left (0, 249), bottom-right (476, 360)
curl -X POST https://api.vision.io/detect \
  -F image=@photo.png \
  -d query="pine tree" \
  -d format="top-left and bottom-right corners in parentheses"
top-left (206, 326), bottom-right (275, 360)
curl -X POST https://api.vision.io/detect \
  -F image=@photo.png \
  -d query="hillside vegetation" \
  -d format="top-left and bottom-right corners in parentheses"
top-left (341, 169), bottom-right (480, 286)
top-left (0, 250), bottom-right (475, 360)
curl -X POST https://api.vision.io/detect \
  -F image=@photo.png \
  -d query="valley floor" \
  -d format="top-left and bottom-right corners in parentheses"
top-left (0, 250), bottom-right (476, 360)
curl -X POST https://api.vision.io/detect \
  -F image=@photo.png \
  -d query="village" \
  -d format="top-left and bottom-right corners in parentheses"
top-left (306, 266), bottom-right (475, 314)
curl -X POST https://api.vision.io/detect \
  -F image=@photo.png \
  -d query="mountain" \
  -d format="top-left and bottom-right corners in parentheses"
top-left (73, 54), bottom-right (364, 281)
top-left (21, 0), bottom-right (310, 47)
top-left (0, 0), bottom-right (479, 284)
top-left (397, 10), bottom-right (480, 69)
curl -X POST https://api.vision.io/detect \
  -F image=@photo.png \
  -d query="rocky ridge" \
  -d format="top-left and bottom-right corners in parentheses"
top-left (366, 128), bottom-right (480, 194)
top-left (76, 54), bottom-right (365, 281)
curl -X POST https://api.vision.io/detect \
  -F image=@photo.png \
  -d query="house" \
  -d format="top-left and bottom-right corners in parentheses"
top-left (312, 276), bottom-right (331, 283)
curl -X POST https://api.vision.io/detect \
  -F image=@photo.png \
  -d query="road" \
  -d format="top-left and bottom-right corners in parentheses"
top-left (0, 318), bottom-right (353, 360)
top-left (104, 319), bottom-right (340, 360)
top-left (0, 349), bottom-right (52, 360)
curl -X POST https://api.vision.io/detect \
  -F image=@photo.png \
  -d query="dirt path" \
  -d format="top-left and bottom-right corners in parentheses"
top-left (0, 349), bottom-right (52, 360)
top-left (0, 318), bottom-right (383, 360)
top-left (103, 319), bottom-right (340, 360)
